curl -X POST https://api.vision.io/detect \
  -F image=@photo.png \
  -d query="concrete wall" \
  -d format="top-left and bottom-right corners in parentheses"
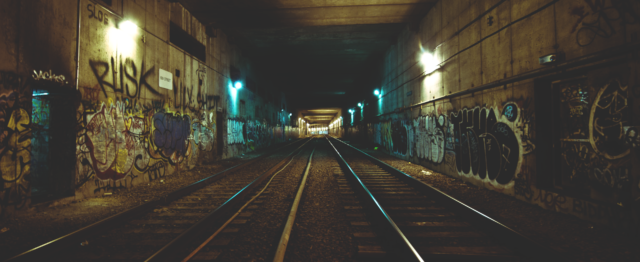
top-left (0, 0), bottom-right (80, 217)
top-left (0, 0), bottom-right (296, 216)
top-left (348, 0), bottom-right (640, 232)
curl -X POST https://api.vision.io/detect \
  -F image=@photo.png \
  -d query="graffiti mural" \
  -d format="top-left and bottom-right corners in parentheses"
top-left (77, 50), bottom-right (205, 197)
top-left (152, 111), bottom-right (191, 164)
top-left (556, 77), bottom-right (636, 197)
top-left (589, 79), bottom-right (630, 159)
top-left (227, 119), bottom-right (245, 145)
top-left (83, 103), bottom-right (148, 180)
top-left (0, 71), bottom-right (33, 215)
top-left (246, 120), bottom-right (269, 151)
top-left (415, 115), bottom-right (447, 163)
top-left (372, 104), bottom-right (527, 186)
top-left (570, 0), bottom-right (640, 47)
top-left (191, 122), bottom-right (214, 151)
top-left (450, 106), bottom-right (522, 185)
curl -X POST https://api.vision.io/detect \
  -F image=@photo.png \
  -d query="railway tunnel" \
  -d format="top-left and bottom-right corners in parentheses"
top-left (1, 0), bottom-right (640, 261)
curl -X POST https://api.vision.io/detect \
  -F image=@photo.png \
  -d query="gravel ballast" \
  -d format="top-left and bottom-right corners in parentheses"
top-left (284, 139), bottom-right (358, 262)
top-left (0, 140), bottom-right (300, 260)
top-left (214, 140), bottom-right (314, 261)
top-left (349, 142), bottom-right (640, 262)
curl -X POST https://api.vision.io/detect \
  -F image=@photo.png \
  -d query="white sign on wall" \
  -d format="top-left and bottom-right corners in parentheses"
top-left (159, 69), bottom-right (173, 90)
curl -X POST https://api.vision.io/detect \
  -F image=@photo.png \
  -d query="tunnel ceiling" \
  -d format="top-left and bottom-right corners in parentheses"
top-left (299, 108), bottom-right (341, 124)
top-left (180, 0), bottom-right (436, 109)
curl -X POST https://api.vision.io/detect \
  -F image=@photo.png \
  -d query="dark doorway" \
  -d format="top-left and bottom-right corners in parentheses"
top-left (216, 111), bottom-right (224, 156)
top-left (30, 85), bottom-right (77, 203)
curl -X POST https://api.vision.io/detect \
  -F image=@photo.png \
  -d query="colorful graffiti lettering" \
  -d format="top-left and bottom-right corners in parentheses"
top-left (84, 103), bottom-right (149, 181)
top-left (152, 111), bottom-right (192, 164)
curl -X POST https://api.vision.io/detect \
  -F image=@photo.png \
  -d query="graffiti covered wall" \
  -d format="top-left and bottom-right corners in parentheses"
top-left (0, 71), bottom-right (33, 215)
top-left (357, 74), bottom-right (639, 230)
top-left (73, 1), bottom-right (293, 199)
top-left (351, 0), bottom-right (640, 230)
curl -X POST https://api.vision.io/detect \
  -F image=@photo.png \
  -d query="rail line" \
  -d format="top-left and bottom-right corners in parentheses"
top-left (4, 138), bottom-right (311, 262)
top-left (326, 136), bottom-right (570, 261)
top-left (7, 136), bottom-right (573, 261)
top-left (178, 139), bottom-right (317, 262)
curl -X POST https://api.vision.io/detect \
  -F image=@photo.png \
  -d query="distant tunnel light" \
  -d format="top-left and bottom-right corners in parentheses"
top-left (421, 52), bottom-right (440, 74)
top-left (118, 20), bottom-right (138, 36)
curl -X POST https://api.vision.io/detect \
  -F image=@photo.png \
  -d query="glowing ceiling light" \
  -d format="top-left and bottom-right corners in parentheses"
top-left (119, 20), bottom-right (138, 36)
top-left (374, 89), bottom-right (380, 95)
top-left (234, 81), bottom-right (242, 89)
top-left (358, 103), bottom-right (362, 107)
top-left (289, 113), bottom-right (292, 117)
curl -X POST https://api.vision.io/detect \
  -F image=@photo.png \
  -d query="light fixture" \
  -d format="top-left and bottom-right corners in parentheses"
top-left (420, 51), bottom-right (440, 74)
top-left (118, 20), bottom-right (138, 36)
top-left (289, 113), bottom-right (292, 117)
top-left (234, 81), bottom-right (242, 89)
top-left (374, 89), bottom-right (380, 95)
top-left (358, 103), bottom-right (363, 108)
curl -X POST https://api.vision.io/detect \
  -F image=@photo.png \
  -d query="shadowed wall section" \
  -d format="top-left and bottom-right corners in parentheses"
top-left (345, 0), bottom-right (640, 231)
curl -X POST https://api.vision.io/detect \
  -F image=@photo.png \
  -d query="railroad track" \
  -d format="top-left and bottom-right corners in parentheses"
top-left (325, 136), bottom-right (569, 262)
top-left (176, 139), bottom-right (317, 262)
top-left (7, 136), bottom-right (571, 261)
top-left (4, 138), bottom-right (311, 262)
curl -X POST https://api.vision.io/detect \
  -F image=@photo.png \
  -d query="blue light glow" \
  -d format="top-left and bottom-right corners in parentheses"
top-left (229, 81), bottom-right (238, 115)
top-left (349, 109), bottom-right (354, 125)
top-left (358, 103), bottom-right (362, 107)
top-left (234, 81), bottom-right (242, 89)
top-left (374, 89), bottom-right (380, 95)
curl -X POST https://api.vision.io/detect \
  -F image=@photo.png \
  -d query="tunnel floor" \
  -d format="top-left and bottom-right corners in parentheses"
top-left (1, 141), bottom-right (639, 261)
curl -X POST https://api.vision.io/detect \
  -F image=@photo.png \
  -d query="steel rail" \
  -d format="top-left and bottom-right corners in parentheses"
top-left (145, 138), bottom-right (314, 262)
top-left (326, 137), bottom-right (423, 262)
top-left (4, 138), bottom-right (307, 262)
top-left (272, 146), bottom-right (316, 262)
top-left (328, 136), bottom-right (573, 262)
